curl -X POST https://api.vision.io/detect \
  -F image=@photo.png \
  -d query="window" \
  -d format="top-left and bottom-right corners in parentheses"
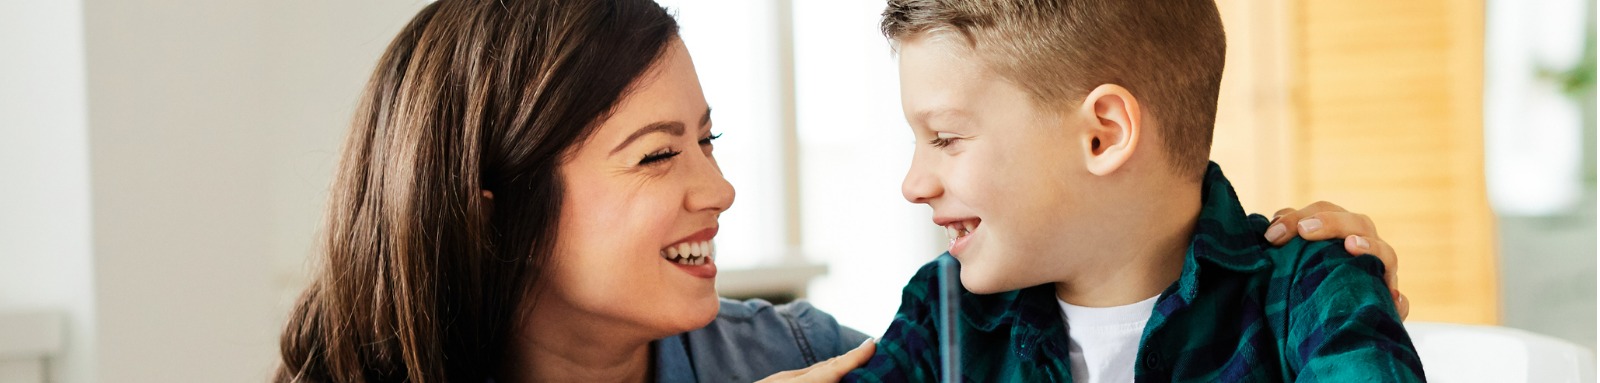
top-left (660, 0), bottom-right (939, 335)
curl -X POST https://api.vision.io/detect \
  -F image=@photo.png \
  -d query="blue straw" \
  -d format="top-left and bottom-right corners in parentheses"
top-left (937, 255), bottom-right (962, 382)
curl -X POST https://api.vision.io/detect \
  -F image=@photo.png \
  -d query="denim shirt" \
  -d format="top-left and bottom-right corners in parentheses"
top-left (655, 298), bottom-right (870, 382)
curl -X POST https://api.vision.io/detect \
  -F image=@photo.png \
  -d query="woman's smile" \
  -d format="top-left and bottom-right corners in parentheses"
top-left (661, 226), bottom-right (719, 278)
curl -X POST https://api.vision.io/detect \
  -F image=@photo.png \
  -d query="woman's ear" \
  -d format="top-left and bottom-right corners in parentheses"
top-left (1078, 84), bottom-right (1142, 176)
top-left (480, 190), bottom-right (495, 215)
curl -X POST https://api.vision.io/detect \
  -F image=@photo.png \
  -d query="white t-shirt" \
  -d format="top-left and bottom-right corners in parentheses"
top-left (1057, 295), bottom-right (1161, 383)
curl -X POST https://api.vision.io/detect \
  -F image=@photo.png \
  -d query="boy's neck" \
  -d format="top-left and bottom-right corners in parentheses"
top-left (1053, 177), bottom-right (1202, 308)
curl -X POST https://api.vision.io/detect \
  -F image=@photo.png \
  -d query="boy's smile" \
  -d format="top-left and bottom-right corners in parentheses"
top-left (937, 216), bottom-right (982, 256)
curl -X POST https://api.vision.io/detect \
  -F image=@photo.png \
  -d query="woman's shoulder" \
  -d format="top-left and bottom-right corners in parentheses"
top-left (668, 298), bottom-right (869, 382)
top-left (704, 298), bottom-right (870, 360)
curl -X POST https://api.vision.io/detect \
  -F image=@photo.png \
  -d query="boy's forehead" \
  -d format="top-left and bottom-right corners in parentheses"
top-left (899, 41), bottom-right (982, 100)
top-left (898, 38), bottom-right (1022, 124)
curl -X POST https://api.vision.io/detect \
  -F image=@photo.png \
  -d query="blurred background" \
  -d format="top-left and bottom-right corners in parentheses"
top-left (0, 0), bottom-right (1593, 381)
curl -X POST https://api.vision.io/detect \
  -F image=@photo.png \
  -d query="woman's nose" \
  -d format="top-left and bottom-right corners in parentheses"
top-left (686, 153), bottom-right (735, 213)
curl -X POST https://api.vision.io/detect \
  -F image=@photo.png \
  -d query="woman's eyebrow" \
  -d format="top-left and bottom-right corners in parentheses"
top-left (611, 120), bottom-right (686, 155)
top-left (608, 107), bottom-right (713, 155)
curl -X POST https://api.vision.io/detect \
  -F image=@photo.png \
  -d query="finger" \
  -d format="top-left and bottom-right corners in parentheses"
top-left (1395, 291), bottom-right (1411, 320)
top-left (802, 339), bottom-right (877, 380)
top-left (1271, 208), bottom-right (1296, 222)
top-left (1348, 235), bottom-right (1407, 321)
top-left (1344, 235), bottom-right (1398, 285)
top-left (1296, 211), bottom-right (1378, 242)
top-left (1264, 210), bottom-right (1304, 246)
top-left (1300, 200), bottom-right (1349, 215)
top-left (1265, 201), bottom-right (1349, 245)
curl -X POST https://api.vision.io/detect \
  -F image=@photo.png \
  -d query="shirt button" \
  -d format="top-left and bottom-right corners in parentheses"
top-left (1144, 351), bottom-right (1166, 371)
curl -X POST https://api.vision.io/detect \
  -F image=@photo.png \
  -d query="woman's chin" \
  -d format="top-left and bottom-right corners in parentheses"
top-left (680, 291), bottom-right (721, 330)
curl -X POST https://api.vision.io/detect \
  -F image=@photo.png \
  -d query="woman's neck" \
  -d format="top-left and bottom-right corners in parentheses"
top-left (504, 299), bottom-right (656, 383)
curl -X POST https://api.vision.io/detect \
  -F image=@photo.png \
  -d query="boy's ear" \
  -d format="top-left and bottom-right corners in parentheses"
top-left (1078, 84), bottom-right (1142, 176)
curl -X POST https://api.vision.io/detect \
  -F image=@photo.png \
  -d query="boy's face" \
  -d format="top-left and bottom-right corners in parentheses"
top-left (897, 36), bottom-right (1101, 294)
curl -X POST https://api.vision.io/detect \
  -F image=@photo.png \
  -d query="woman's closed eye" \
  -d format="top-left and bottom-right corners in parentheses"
top-left (639, 148), bottom-right (681, 165)
top-left (698, 133), bottom-right (721, 147)
top-left (639, 133), bottom-right (720, 166)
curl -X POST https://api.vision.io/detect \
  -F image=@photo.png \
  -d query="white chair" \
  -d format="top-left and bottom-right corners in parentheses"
top-left (1406, 322), bottom-right (1595, 382)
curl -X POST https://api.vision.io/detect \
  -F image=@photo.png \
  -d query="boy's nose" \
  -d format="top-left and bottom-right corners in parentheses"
top-left (901, 159), bottom-right (942, 204)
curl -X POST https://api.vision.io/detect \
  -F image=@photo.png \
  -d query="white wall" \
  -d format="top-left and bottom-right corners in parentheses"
top-left (2, 1), bottom-right (428, 381)
top-left (83, 0), bottom-right (282, 378)
top-left (0, 1), bottom-right (96, 381)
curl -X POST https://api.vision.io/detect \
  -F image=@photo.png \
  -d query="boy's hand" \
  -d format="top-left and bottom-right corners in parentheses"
top-left (756, 339), bottom-right (876, 383)
top-left (1264, 201), bottom-right (1409, 320)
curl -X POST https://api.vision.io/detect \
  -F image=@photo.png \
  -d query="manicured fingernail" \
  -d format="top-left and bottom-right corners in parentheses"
top-left (860, 338), bottom-right (875, 347)
top-left (1264, 223), bottom-right (1287, 242)
top-left (1298, 218), bottom-right (1322, 233)
top-left (1349, 235), bottom-right (1369, 250)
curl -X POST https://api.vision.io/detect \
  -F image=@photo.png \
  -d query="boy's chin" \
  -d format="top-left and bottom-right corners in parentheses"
top-left (958, 266), bottom-right (1027, 295)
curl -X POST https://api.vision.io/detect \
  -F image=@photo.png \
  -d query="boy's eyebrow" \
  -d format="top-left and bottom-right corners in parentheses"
top-left (610, 107), bottom-right (712, 155)
top-left (912, 107), bottom-right (970, 127)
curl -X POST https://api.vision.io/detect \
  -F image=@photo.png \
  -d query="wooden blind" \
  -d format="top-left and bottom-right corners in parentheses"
top-left (1213, 0), bottom-right (1497, 324)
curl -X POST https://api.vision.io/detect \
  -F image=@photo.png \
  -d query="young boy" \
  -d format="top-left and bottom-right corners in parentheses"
top-left (844, 0), bottom-right (1423, 381)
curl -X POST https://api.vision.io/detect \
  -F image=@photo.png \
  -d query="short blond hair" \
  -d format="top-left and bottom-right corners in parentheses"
top-left (882, 0), bottom-right (1226, 178)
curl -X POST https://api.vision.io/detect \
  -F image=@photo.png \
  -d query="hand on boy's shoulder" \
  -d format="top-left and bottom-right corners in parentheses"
top-left (1261, 230), bottom-right (1426, 381)
top-left (1263, 230), bottom-right (1391, 293)
top-left (1263, 201), bottom-right (1408, 319)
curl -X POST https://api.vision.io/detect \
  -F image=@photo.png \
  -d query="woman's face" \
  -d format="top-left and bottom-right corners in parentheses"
top-left (544, 39), bottom-right (734, 337)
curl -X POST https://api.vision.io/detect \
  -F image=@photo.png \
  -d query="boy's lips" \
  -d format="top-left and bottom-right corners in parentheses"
top-left (935, 217), bottom-right (981, 255)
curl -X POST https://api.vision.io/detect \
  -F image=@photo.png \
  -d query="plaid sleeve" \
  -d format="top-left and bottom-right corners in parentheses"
top-left (1284, 240), bottom-right (1427, 382)
top-left (840, 258), bottom-right (944, 382)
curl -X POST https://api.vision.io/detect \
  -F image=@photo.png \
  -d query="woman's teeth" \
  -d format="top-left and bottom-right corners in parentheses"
top-left (660, 240), bottom-right (714, 266)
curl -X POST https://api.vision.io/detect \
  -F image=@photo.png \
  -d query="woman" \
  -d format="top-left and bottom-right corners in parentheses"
top-left (276, 0), bottom-right (1406, 381)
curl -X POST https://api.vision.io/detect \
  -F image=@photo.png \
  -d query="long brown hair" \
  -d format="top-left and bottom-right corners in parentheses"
top-left (276, 1), bottom-right (678, 381)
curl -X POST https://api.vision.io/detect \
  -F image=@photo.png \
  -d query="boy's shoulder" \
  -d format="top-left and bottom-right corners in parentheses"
top-left (1239, 214), bottom-right (1392, 306)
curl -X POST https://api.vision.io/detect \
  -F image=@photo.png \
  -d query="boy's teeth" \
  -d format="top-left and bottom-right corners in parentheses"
top-left (943, 222), bottom-right (974, 243)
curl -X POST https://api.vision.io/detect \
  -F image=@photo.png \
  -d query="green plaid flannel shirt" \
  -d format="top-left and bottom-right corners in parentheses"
top-left (843, 162), bottom-right (1424, 382)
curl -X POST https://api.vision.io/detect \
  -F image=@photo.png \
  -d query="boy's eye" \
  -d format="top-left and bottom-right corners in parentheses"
top-left (929, 132), bottom-right (960, 149)
top-left (639, 149), bottom-right (681, 165)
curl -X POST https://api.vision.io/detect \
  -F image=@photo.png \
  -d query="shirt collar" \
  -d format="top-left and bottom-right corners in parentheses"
top-left (654, 335), bottom-right (696, 382)
top-left (962, 162), bottom-right (1268, 362)
top-left (1172, 162), bottom-right (1273, 303)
